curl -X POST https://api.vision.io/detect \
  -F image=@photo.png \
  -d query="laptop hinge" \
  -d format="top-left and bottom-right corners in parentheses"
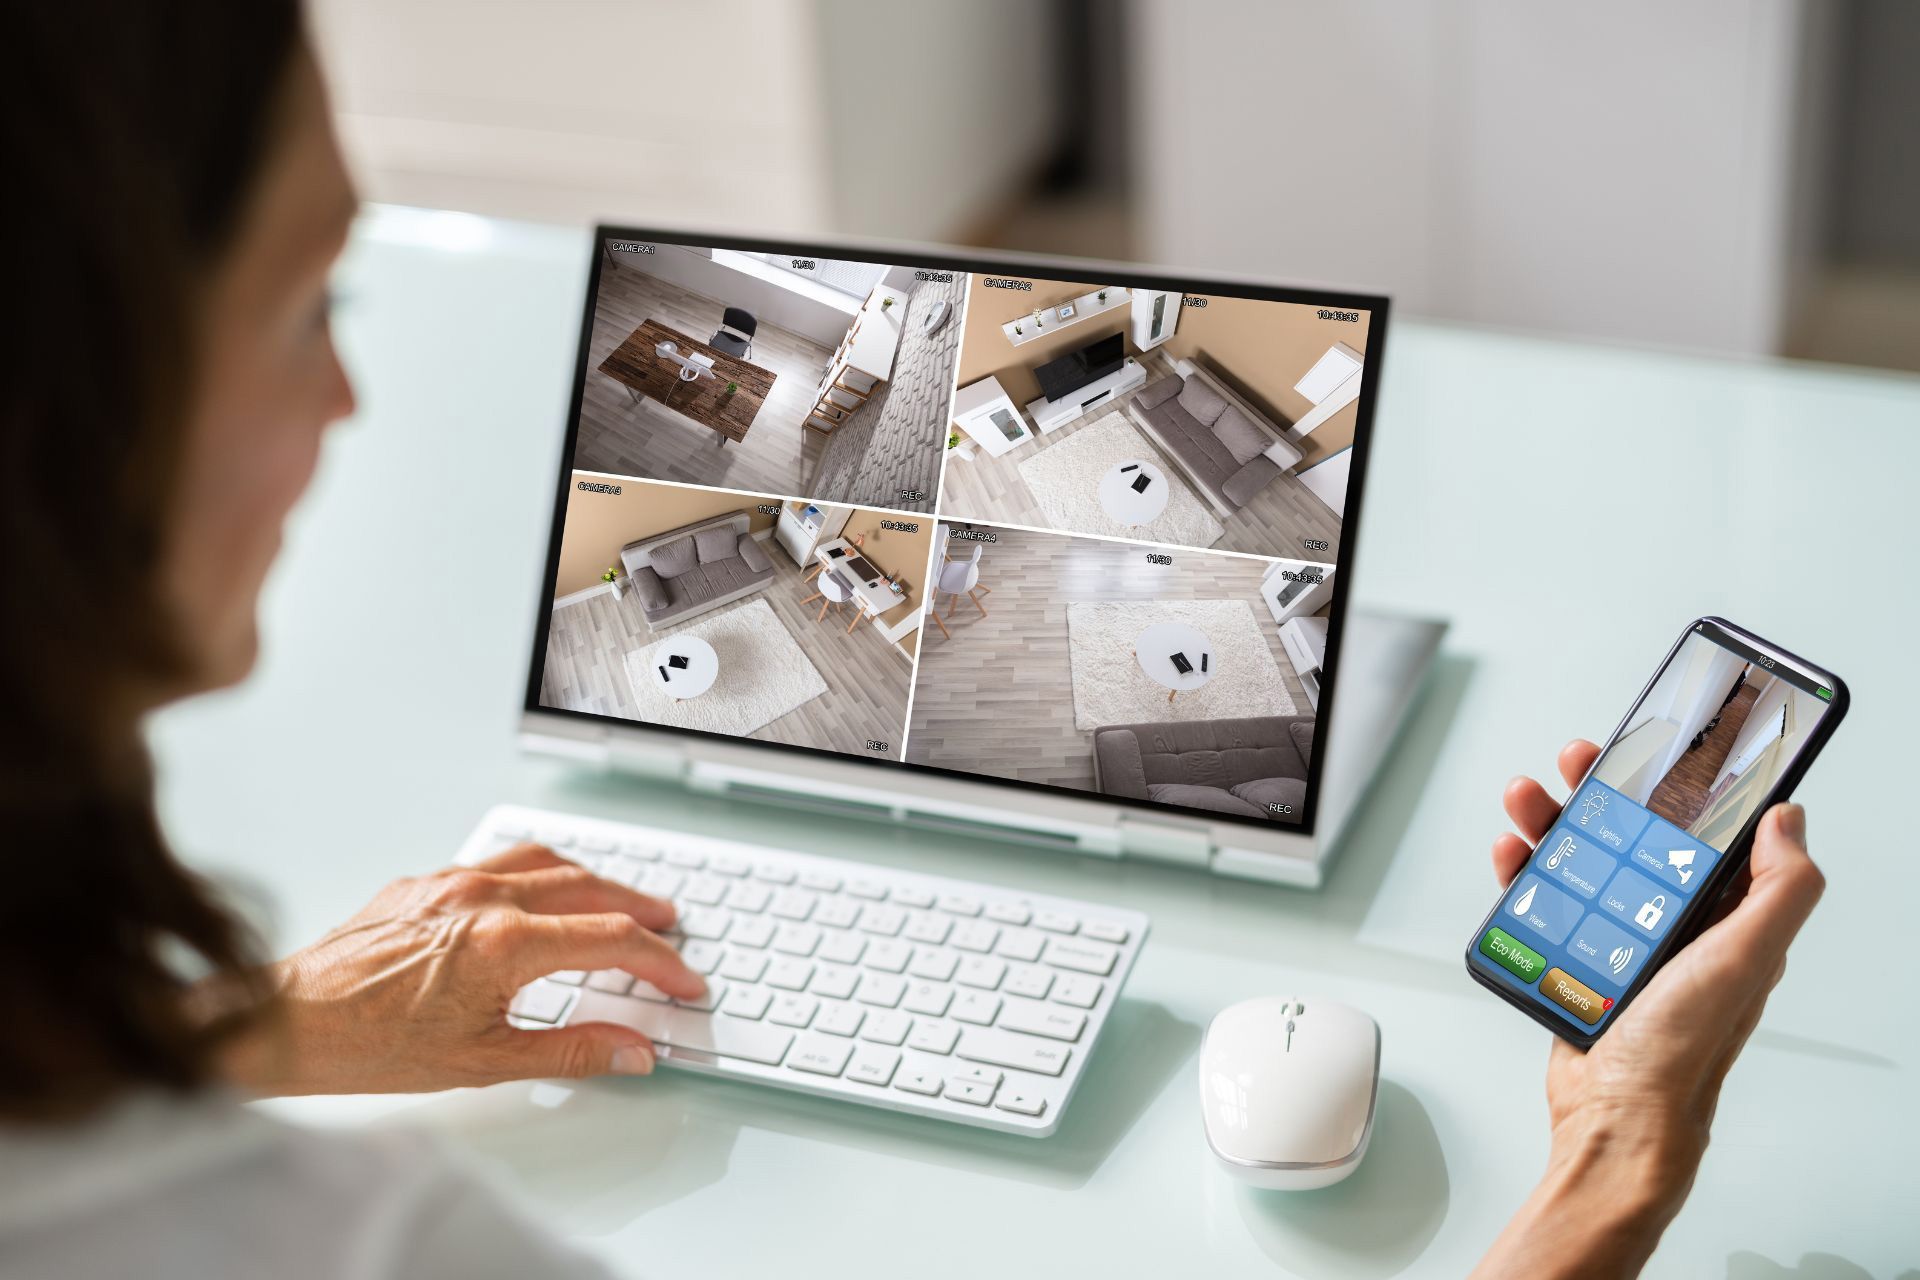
top-left (1115, 815), bottom-right (1214, 867)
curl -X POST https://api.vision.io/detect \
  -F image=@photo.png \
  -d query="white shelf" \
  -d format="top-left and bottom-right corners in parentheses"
top-left (1001, 285), bottom-right (1130, 347)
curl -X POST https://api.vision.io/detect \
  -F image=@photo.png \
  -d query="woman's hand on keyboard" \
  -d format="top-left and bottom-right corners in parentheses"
top-left (220, 843), bottom-right (705, 1094)
top-left (1471, 739), bottom-right (1824, 1280)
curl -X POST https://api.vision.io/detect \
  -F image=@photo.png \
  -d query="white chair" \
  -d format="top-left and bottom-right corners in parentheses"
top-left (927, 558), bottom-right (988, 640)
top-left (803, 569), bottom-right (854, 623)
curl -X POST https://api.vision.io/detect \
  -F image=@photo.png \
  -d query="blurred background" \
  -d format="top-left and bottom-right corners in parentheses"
top-left (311, 0), bottom-right (1920, 371)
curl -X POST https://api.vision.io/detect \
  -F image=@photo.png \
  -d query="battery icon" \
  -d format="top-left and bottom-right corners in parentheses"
top-left (1815, 687), bottom-right (1833, 701)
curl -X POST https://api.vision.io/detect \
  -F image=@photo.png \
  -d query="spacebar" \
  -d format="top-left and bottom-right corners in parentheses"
top-left (572, 990), bottom-right (793, 1065)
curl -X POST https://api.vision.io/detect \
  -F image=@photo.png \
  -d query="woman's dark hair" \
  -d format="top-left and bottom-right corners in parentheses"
top-left (0, 3), bottom-right (306, 1118)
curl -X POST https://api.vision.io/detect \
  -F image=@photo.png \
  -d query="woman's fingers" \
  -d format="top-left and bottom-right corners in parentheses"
top-left (1492, 833), bottom-right (1532, 886)
top-left (503, 864), bottom-right (676, 931)
top-left (1556, 740), bottom-right (1602, 791)
top-left (1502, 776), bottom-right (1565, 845)
top-left (473, 842), bottom-right (572, 874)
top-left (511, 910), bottom-right (706, 999)
top-left (1704, 804), bottom-right (1823, 972)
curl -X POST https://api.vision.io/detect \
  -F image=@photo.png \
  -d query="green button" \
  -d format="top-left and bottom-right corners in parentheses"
top-left (1479, 926), bottom-right (1547, 983)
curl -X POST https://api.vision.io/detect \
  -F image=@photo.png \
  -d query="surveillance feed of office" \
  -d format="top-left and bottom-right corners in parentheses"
top-left (535, 233), bottom-right (1376, 829)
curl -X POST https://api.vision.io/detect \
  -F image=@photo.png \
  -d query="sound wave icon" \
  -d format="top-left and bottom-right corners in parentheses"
top-left (1608, 944), bottom-right (1635, 976)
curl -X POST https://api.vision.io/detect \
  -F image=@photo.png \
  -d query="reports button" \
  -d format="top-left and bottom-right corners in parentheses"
top-left (1540, 967), bottom-right (1611, 1026)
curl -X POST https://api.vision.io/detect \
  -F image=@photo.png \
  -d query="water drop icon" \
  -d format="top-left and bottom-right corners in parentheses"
top-left (1512, 883), bottom-right (1536, 916)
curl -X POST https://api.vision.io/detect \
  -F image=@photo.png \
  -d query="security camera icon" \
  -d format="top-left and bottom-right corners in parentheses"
top-left (1666, 848), bottom-right (1697, 886)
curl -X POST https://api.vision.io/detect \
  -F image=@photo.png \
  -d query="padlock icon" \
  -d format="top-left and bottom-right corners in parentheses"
top-left (1635, 895), bottom-right (1666, 929)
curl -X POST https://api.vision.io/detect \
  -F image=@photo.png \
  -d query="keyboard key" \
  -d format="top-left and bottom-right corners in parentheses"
top-left (954, 1064), bottom-right (1002, 1088)
top-left (680, 940), bottom-right (725, 974)
top-left (509, 982), bottom-right (572, 1024)
top-left (587, 970), bottom-right (635, 995)
top-left (858, 1010), bottom-right (911, 1046)
top-left (678, 981), bottom-right (724, 1012)
top-left (985, 902), bottom-right (1032, 926)
top-left (847, 878), bottom-right (888, 900)
top-left (952, 991), bottom-right (1001, 1025)
top-left (957, 1027), bottom-right (1072, 1077)
top-left (999, 998), bottom-right (1087, 1042)
top-left (1044, 938), bottom-right (1118, 976)
top-left (769, 993), bottom-right (818, 1028)
top-left (863, 939), bottom-right (912, 973)
top-left (680, 875), bottom-right (727, 905)
top-left (616, 841), bottom-right (660, 862)
top-left (638, 868), bottom-right (684, 898)
top-left (493, 821), bottom-right (534, 841)
top-left (947, 1079), bottom-right (996, 1106)
top-left (907, 1020), bottom-right (960, 1055)
top-left (710, 855), bottom-right (752, 877)
top-left (720, 986), bottom-right (772, 1020)
top-left (1052, 976), bottom-right (1103, 1008)
top-left (810, 965), bottom-right (859, 1000)
top-left (902, 981), bottom-right (953, 1017)
top-left (719, 951), bottom-right (768, 983)
top-left (725, 881), bottom-right (772, 913)
top-left (994, 928), bottom-right (1046, 963)
top-left (956, 956), bottom-right (1006, 990)
top-left (1004, 965), bottom-right (1053, 1000)
top-left (1082, 920), bottom-right (1130, 944)
top-left (788, 1034), bottom-right (853, 1077)
top-left (857, 904), bottom-right (906, 936)
top-left (601, 856), bottom-right (644, 887)
top-left (937, 894), bottom-right (983, 917)
top-left (951, 922), bottom-right (999, 953)
top-left (856, 973), bottom-right (906, 1008)
top-left (728, 916), bottom-right (776, 949)
top-left (572, 990), bottom-right (791, 1065)
top-left (535, 828), bottom-right (576, 850)
top-left (679, 907), bottom-right (728, 939)
top-left (814, 1002), bottom-right (865, 1037)
top-left (847, 1045), bottom-right (900, 1086)
top-left (895, 1070), bottom-right (943, 1097)
top-left (814, 899), bottom-right (862, 930)
top-left (770, 889), bottom-right (816, 921)
top-left (799, 870), bottom-right (842, 893)
top-left (818, 932), bottom-right (866, 965)
top-left (627, 980), bottom-right (672, 1004)
top-left (908, 948), bottom-right (959, 981)
top-left (753, 864), bottom-right (797, 885)
top-left (996, 1092), bottom-right (1047, 1117)
top-left (665, 849), bottom-right (706, 869)
top-left (578, 833), bottom-right (616, 854)
top-left (889, 885), bottom-right (934, 908)
top-left (545, 970), bottom-right (587, 987)
top-left (1034, 911), bottom-right (1079, 934)
top-left (772, 923), bottom-right (821, 956)
top-left (765, 957), bottom-right (814, 991)
top-left (903, 912), bottom-right (952, 945)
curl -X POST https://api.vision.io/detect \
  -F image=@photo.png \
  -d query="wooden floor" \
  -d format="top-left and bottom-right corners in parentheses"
top-left (1648, 682), bottom-right (1759, 828)
top-left (572, 264), bottom-right (833, 498)
top-left (540, 551), bottom-right (915, 759)
top-left (936, 350), bottom-right (1345, 560)
top-left (903, 527), bottom-right (1314, 791)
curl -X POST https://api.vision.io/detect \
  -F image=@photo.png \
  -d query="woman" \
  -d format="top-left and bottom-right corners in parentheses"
top-left (0, 6), bottom-right (1824, 1278)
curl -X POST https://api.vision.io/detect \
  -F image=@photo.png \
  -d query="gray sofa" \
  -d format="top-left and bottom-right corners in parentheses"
top-left (1091, 715), bottom-right (1314, 824)
top-left (1128, 359), bottom-right (1304, 514)
top-left (619, 511), bottom-right (775, 630)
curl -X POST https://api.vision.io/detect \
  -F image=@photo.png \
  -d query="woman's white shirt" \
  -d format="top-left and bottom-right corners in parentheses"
top-left (0, 1090), bottom-right (616, 1280)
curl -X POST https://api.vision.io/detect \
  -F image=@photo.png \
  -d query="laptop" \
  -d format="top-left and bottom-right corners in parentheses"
top-left (467, 225), bottom-right (1440, 1133)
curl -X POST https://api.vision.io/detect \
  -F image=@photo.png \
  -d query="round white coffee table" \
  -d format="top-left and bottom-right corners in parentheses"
top-left (1133, 621), bottom-right (1214, 703)
top-left (1097, 459), bottom-right (1170, 527)
top-left (649, 634), bottom-right (718, 700)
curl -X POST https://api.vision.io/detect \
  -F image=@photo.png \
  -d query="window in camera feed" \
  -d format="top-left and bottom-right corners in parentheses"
top-left (536, 235), bottom-right (1374, 830)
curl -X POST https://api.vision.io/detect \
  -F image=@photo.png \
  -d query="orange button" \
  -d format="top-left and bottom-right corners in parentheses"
top-left (1540, 967), bottom-right (1610, 1025)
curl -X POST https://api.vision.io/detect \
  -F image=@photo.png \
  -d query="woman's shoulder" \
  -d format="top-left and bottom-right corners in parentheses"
top-left (0, 1090), bottom-right (615, 1280)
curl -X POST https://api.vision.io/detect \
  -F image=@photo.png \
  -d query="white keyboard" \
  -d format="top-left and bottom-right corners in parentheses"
top-left (458, 806), bottom-right (1148, 1136)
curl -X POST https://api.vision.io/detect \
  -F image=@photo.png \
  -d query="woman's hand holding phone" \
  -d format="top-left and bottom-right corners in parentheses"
top-left (1470, 739), bottom-right (1825, 1279)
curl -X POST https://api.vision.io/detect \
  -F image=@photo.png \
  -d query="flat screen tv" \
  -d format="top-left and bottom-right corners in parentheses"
top-left (1033, 331), bottom-right (1125, 402)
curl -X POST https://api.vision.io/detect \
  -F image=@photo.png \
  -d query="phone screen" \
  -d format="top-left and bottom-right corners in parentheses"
top-left (1469, 622), bottom-right (1839, 1034)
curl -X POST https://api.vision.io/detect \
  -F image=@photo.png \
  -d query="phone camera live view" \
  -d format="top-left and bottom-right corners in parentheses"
top-left (533, 233), bottom-right (1376, 831)
top-left (1472, 625), bottom-right (1836, 1033)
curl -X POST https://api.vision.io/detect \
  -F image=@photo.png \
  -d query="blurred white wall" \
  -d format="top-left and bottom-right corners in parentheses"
top-left (1127, 0), bottom-right (1812, 355)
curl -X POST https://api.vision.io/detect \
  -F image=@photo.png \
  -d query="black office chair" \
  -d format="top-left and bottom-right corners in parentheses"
top-left (709, 307), bottom-right (757, 359)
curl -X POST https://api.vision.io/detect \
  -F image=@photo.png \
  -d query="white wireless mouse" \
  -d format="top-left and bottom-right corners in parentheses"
top-left (1198, 996), bottom-right (1380, 1189)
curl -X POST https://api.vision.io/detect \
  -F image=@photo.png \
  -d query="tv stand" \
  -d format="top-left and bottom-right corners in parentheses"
top-left (1025, 357), bottom-right (1147, 434)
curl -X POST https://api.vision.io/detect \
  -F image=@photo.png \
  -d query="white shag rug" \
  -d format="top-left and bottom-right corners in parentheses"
top-left (624, 598), bottom-right (827, 736)
top-left (1018, 413), bottom-right (1225, 548)
top-left (1065, 599), bottom-right (1297, 731)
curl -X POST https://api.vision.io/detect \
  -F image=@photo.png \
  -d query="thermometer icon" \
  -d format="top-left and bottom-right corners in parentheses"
top-left (1545, 836), bottom-right (1576, 871)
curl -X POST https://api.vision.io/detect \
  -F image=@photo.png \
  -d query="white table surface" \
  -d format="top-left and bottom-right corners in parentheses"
top-left (647, 635), bottom-right (717, 701)
top-left (1133, 620), bottom-right (1215, 693)
top-left (812, 539), bottom-right (901, 620)
top-left (148, 207), bottom-right (1916, 1278)
top-left (1098, 458), bottom-right (1171, 526)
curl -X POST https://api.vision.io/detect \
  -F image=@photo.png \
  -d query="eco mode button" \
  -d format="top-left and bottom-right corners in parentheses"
top-left (1479, 927), bottom-right (1547, 983)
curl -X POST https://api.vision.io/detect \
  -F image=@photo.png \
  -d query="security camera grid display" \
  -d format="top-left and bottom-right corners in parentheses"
top-left (536, 232), bottom-right (1378, 830)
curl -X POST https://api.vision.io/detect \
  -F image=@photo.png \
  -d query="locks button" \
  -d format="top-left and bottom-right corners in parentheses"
top-left (1600, 866), bottom-right (1678, 941)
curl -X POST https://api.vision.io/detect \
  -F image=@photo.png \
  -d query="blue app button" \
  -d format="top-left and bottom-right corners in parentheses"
top-left (1629, 814), bottom-right (1722, 896)
top-left (1536, 826), bottom-right (1616, 900)
top-left (1566, 779), bottom-right (1652, 854)
top-left (1567, 913), bottom-right (1650, 991)
top-left (1502, 873), bottom-right (1583, 946)
top-left (1600, 865), bottom-right (1677, 941)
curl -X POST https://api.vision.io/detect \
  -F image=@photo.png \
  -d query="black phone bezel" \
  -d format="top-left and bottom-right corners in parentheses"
top-left (1462, 616), bottom-right (1849, 1049)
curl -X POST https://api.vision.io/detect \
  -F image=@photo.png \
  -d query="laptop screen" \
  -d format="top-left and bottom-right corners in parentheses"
top-left (526, 228), bottom-right (1386, 835)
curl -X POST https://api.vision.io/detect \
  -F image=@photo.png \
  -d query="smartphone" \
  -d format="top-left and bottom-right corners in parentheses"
top-left (1464, 618), bottom-right (1848, 1047)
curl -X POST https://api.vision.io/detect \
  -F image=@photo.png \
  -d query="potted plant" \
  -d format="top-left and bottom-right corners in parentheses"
top-left (723, 380), bottom-right (738, 397)
top-left (947, 431), bottom-right (960, 450)
top-left (601, 566), bottom-right (624, 600)
top-left (881, 296), bottom-right (894, 312)
top-left (1013, 322), bottom-right (1023, 336)
top-left (1097, 289), bottom-right (1108, 305)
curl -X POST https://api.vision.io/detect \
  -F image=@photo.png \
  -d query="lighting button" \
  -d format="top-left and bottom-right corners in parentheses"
top-left (1478, 927), bottom-right (1547, 984)
top-left (1540, 967), bottom-right (1612, 1026)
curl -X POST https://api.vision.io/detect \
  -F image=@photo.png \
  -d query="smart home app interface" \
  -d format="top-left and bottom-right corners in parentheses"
top-left (1473, 626), bottom-right (1835, 1030)
top-left (531, 232), bottom-right (1381, 834)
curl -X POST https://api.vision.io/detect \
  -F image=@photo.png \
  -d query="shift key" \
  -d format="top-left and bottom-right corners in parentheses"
top-left (957, 1027), bottom-right (1073, 1077)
